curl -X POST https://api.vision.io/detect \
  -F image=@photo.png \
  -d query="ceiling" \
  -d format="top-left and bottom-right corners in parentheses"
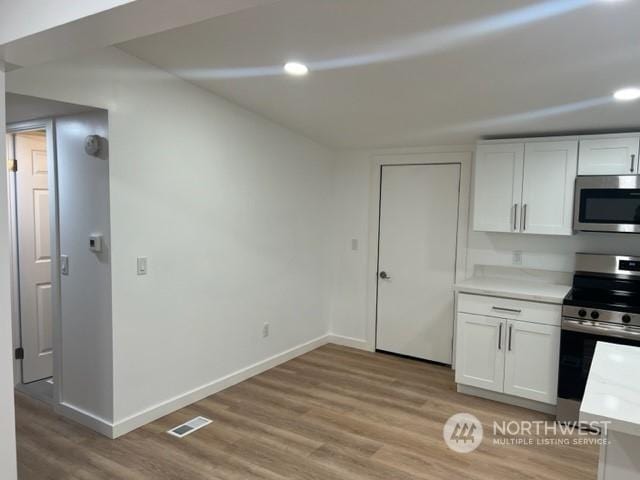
top-left (119, 0), bottom-right (640, 149)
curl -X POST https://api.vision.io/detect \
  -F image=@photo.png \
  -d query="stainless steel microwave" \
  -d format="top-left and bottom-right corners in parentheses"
top-left (574, 175), bottom-right (640, 233)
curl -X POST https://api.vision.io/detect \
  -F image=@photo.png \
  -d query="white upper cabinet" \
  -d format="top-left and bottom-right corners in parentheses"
top-left (473, 139), bottom-right (577, 236)
top-left (521, 141), bottom-right (578, 235)
top-left (578, 135), bottom-right (640, 175)
top-left (473, 143), bottom-right (524, 233)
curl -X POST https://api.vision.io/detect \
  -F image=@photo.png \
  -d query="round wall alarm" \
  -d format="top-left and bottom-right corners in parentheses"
top-left (84, 135), bottom-right (102, 156)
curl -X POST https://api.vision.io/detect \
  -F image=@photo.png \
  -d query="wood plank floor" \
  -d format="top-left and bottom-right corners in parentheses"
top-left (16, 344), bottom-right (599, 479)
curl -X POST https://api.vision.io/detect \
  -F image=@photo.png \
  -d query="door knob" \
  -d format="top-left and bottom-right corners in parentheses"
top-left (379, 271), bottom-right (391, 279)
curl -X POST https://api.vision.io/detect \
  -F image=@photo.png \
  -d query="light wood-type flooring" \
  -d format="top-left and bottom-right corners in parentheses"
top-left (16, 344), bottom-right (598, 479)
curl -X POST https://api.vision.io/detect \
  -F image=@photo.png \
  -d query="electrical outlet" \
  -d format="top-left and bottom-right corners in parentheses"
top-left (137, 256), bottom-right (148, 275)
top-left (262, 322), bottom-right (270, 338)
top-left (351, 238), bottom-right (359, 251)
top-left (512, 250), bottom-right (523, 266)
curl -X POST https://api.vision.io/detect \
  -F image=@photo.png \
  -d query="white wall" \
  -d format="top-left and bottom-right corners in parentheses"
top-left (7, 47), bottom-right (336, 432)
top-left (0, 69), bottom-right (18, 480)
top-left (329, 147), bottom-right (640, 345)
top-left (56, 111), bottom-right (113, 421)
top-left (328, 151), bottom-right (373, 342)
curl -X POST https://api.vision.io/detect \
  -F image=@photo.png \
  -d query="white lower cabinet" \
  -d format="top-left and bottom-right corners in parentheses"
top-left (455, 294), bottom-right (561, 405)
top-left (455, 313), bottom-right (505, 393)
top-left (503, 320), bottom-right (560, 404)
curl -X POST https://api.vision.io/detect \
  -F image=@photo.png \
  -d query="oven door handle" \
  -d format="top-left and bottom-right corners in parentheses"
top-left (562, 318), bottom-right (640, 340)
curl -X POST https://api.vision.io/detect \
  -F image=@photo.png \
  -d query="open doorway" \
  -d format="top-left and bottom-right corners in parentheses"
top-left (6, 122), bottom-right (57, 403)
top-left (5, 94), bottom-right (112, 428)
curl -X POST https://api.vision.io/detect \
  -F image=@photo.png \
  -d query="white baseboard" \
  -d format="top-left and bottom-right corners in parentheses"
top-left (55, 402), bottom-right (114, 438)
top-left (327, 334), bottom-right (371, 351)
top-left (457, 384), bottom-right (556, 415)
top-left (55, 334), bottom-right (370, 439)
top-left (110, 333), bottom-right (330, 438)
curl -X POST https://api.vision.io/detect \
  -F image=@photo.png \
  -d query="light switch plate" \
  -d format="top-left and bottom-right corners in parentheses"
top-left (60, 255), bottom-right (69, 275)
top-left (137, 257), bottom-right (148, 275)
top-left (512, 250), bottom-right (523, 266)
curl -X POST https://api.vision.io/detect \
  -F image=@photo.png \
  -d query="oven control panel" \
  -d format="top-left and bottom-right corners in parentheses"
top-left (562, 305), bottom-right (640, 327)
top-left (620, 259), bottom-right (640, 272)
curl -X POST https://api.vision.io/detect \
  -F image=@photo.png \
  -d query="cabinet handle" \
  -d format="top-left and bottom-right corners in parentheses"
top-left (522, 204), bottom-right (527, 231)
top-left (508, 324), bottom-right (513, 351)
top-left (492, 306), bottom-right (522, 313)
top-left (513, 204), bottom-right (518, 231)
top-left (498, 323), bottom-right (503, 350)
top-left (632, 154), bottom-right (636, 173)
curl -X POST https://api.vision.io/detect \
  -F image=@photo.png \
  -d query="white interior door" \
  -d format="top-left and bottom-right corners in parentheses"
top-left (376, 163), bottom-right (460, 363)
top-left (15, 131), bottom-right (54, 383)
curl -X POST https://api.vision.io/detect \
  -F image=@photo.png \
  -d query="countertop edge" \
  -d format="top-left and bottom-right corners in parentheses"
top-left (579, 410), bottom-right (640, 437)
top-left (454, 285), bottom-right (568, 305)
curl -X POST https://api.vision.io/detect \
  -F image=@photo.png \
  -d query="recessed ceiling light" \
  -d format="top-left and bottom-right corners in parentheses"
top-left (284, 62), bottom-right (309, 76)
top-left (614, 88), bottom-right (640, 101)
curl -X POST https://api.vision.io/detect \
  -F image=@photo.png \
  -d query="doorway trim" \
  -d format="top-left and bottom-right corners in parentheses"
top-left (7, 119), bottom-right (62, 405)
top-left (364, 149), bottom-right (473, 356)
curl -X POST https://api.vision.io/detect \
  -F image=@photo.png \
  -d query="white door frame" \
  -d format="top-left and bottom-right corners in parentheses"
top-left (7, 119), bottom-right (62, 404)
top-left (364, 148), bottom-right (473, 353)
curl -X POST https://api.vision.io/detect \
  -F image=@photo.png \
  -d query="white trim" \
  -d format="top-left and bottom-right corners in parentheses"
top-left (110, 334), bottom-right (330, 438)
top-left (365, 150), bottom-right (473, 353)
top-left (478, 135), bottom-right (578, 144)
top-left (6, 132), bottom-right (21, 385)
top-left (478, 132), bottom-right (640, 145)
top-left (327, 334), bottom-right (371, 351)
top-left (7, 120), bottom-right (60, 403)
top-left (578, 132), bottom-right (640, 141)
top-left (55, 402), bottom-right (113, 438)
top-left (457, 384), bottom-right (556, 415)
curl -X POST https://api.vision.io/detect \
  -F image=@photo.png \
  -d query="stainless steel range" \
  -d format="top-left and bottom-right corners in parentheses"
top-left (557, 253), bottom-right (640, 423)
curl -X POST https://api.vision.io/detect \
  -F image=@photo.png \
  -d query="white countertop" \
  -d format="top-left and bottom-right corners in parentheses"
top-left (454, 276), bottom-right (571, 304)
top-left (580, 342), bottom-right (640, 436)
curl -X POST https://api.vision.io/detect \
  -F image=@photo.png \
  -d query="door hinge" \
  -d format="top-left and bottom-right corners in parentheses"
top-left (8, 159), bottom-right (17, 172)
top-left (15, 347), bottom-right (24, 360)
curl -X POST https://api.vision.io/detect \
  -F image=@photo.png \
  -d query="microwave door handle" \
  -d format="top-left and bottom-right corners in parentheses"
top-left (632, 154), bottom-right (636, 173)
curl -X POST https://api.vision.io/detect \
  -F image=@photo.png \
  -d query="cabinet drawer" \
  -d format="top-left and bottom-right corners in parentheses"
top-left (457, 293), bottom-right (561, 327)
